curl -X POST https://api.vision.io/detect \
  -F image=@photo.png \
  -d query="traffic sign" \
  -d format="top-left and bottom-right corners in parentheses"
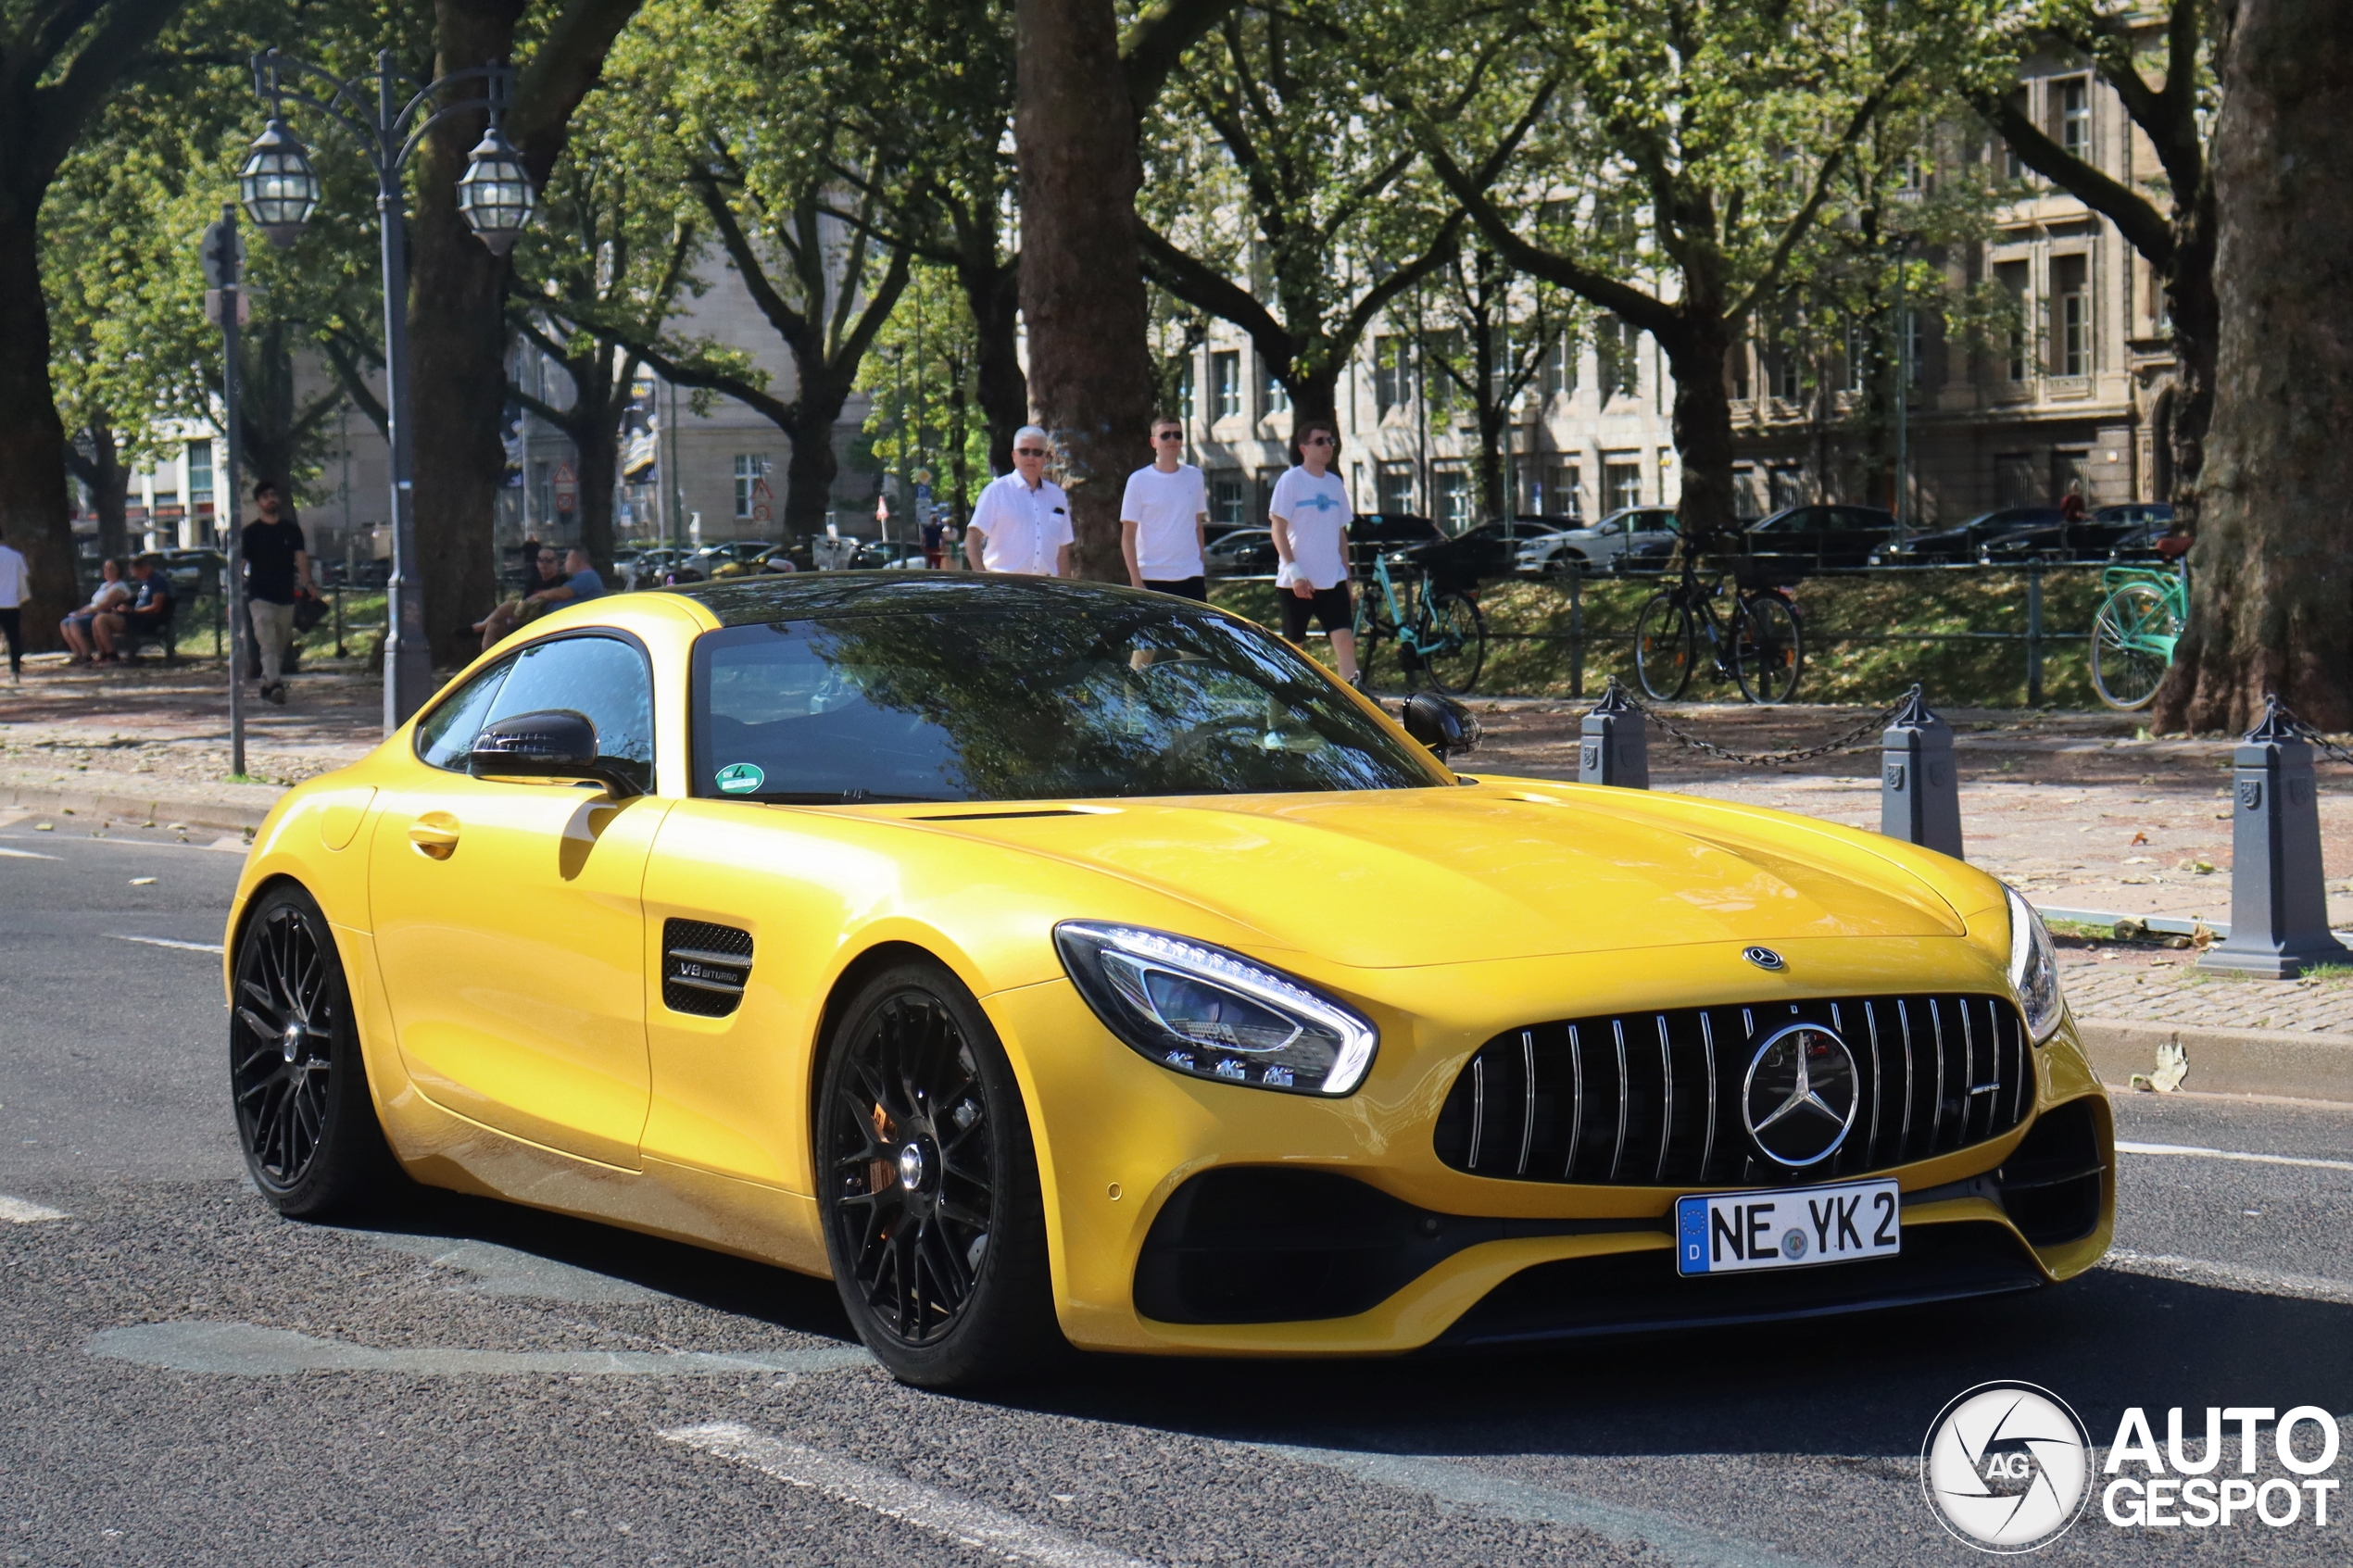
top-left (200, 221), bottom-right (246, 288)
top-left (552, 460), bottom-right (577, 513)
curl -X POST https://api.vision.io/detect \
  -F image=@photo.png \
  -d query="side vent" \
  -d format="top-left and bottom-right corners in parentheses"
top-left (662, 919), bottom-right (752, 1017)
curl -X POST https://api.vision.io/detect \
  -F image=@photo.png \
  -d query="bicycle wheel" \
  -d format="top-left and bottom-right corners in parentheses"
top-left (1634, 593), bottom-right (1696, 701)
top-left (1352, 595), bottom-right (1394, 690)
top-left (1423, 591), bottom-right (1487, 695)
top-left (2091, 582), bottom-right (2177, 710)
top-left (1731, 591), bottom-right (1804, 704)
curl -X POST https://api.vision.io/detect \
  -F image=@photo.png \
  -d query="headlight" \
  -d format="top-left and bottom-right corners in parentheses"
top-left (1053, 922), bottom-right (1378, 1095)
top-left (2005, 885), bottom-right (2064, 1043)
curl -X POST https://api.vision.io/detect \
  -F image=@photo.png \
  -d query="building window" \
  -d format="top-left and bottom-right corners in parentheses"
top-left (1212, 352), bottom-right (1241, 420)
top-left (1540, 332), bottom-right (1578, 400)
top-left (1773, 348), bottom-right (1804, 403)
top-left (1598, 317), bottom-right (1642, 399)
top-left (734, 454), bottom-right (768, 520)
top-left (2053, 254), bottom-right (2090, 377)
top-left (1431, 465), bottom-right (1472, 532)
top-left (1209, 472), bottom-right (1247, 527)
top-left (1996, 260), bottom-right (2030, 383)
top-left (1261, 358), bottom-right (1289, 416)
top-left (187, 442), bottom-right (214, 510)
top-left (1541, 462), bottom-right (1581, 520)
top-left (1603, 456), bottom-right (1644, 514)
top-left (1177, 358), bottom-right (1196, 423)
top-left (1376, 461), bottom-right (1416, 514)
top-left (2057, 77), bottom-right (2091, 161)
top-left (534, 459), bottom-right (554, 523)
top-left (1372, 336), bottom-right (1408, 415)
top-left (1906, 311), bottom-right (1927, 388)
top-left (1845, 328), bottom-right (1870, 394)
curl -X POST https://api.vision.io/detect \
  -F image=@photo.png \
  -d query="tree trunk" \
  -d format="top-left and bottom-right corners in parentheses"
top-left (569, 373), bottom-right (620, 580)
top-left (239, 319), bottom-right (299, 491)
top-left (68, 421), bottom-right (132, 565)
top-left (2153, 0), bottom-right (2353, 733)
top-left (783, 372), bottom-right (849, 540)
top-left (407, 0), bottom-right (525, 667)
top-left (964, 255), bottom-right (1026, 478)
top-left (1015, 0), bottom-right (1155, 582)
top-left (2163, 193), bottom-right (2221, 530)
top-left (1660, 319), bottom-right (1737, 539)
top-left (0, 207), bottom-right (79, 646)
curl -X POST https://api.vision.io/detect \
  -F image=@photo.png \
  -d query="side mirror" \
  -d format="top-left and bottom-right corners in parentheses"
top-left (1402, 691), bottom-right (1480, 761)
top-left (470, 709), bottom-right (642, 797)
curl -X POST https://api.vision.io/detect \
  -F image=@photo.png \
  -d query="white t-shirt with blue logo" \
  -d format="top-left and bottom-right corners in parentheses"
top-left (1269, 466), bottom-right (1352, 590)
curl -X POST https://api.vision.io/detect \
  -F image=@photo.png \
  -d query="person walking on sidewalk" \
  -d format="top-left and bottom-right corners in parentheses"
top-left (1268, 420), bottom-right (1359, 685)
top-left (1119, 418), bottom-right (1209, 601)
top-left (0, 524), bottom-right (27, 684)
top-left (243, 481), bottom-right (310, 706)
top-left (963, 427), bottom-right (1073, 576)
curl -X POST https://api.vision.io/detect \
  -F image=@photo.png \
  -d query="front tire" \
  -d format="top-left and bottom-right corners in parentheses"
top-left (1731, 592), bottom-right (1804, 704)
top-left (230, 883), bottom-right (402, 1218)
top-left (1634, 593), bottom-right (1696, 701)
top-left (1423, 590), bottom-right (1487, 695)
top-left (817, 960), bottom-right (1063, 1388)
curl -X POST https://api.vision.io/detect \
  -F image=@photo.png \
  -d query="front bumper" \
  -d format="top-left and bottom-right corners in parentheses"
top-left (982, 964), bottom-right (2115, 1357)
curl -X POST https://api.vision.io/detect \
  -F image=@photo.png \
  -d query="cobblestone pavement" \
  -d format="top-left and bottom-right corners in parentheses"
top-left (11, 656), bottom-right (2353, 1037)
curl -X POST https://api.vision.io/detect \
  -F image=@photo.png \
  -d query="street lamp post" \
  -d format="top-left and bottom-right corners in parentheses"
top-left (240, 47), bottom-right (535, 733)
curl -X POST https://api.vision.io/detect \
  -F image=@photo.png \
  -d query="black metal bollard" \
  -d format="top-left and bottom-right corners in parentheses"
top-left (1881, 686), bottom-right (1964, 859)
top-left (1579, 680), bottom-right (1649, 788)
top-left (2198, 699), bottom-right (2349, 977)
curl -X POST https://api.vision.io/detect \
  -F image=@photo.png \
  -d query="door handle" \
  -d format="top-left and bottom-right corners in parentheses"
top-left (408, 813), bottom-right (460, 859)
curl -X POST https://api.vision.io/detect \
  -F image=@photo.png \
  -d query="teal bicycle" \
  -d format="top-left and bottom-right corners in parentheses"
top-left (1352, 551), bottom-right (1487, 695)
top-left (2090, 562), bottom-right (2187, 710)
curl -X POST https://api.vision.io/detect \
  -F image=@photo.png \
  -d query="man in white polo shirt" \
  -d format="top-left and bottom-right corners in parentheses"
top-left (1118, 416), bottom-right (1209, 600)
top-left (964, 425), bottom-right (1073, 576)
top-left (1268, 419), bottom-right (1359, 685)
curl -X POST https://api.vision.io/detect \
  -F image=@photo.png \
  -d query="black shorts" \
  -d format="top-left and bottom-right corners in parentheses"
top-left (1142, 576), bottom-right (1208, 602)
top-left (1279, 583), bottom-right (1353, 640)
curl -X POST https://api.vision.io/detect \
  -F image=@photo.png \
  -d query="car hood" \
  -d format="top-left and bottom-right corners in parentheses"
top-left (917, 784), bottom-right (1969, 968)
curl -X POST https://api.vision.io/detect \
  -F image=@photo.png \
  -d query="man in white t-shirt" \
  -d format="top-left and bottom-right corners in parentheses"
top-left (1268, 420), bottom-right (1358, 684)
top-left (964, 425), bottom-right (1074, 576)
top-left (1118, 417), bottom-right (1209, 601)
top-left (0, 525), bottom-right (26, 682)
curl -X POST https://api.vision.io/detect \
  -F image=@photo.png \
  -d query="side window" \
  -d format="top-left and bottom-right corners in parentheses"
top-left (482, 633), bottom-right (657, 792)
top-left (415, 658), bottom-right (515, 771)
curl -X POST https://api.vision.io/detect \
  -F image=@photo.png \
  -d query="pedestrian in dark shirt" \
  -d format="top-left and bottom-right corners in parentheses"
top-left (243, 481), bottom-right (310, 705)
top-left (922, 513), bottom-right (946, 571)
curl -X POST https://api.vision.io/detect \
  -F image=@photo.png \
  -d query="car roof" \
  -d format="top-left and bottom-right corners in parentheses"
top-left (661, 572), bottom-right (1200, 627)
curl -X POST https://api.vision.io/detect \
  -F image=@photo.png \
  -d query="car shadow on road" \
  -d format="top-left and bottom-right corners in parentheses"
top-left (1020, 1269), bottom-right (2352, 1460)
top-left (320, 1183), bottom-right (859, 1344)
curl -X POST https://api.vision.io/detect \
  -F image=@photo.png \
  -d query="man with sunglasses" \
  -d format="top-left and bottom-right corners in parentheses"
top-left (1269, 420), bottom-right (1360, 685)
top-left (1118, 417), bottom-right (1210, 600)
top-left (964, 425), bottom-right (1073, 576)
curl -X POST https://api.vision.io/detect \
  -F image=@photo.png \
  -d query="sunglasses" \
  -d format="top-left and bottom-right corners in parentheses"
top-left (1153, 431), bottom-right (1184, 440)
top-left (1302, 434), bottom-right (1336, 446)
top-left (1015, 447), bottom-right (1050, 458)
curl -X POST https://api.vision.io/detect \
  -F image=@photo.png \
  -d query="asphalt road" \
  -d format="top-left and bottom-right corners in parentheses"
top-left (2, 815), bottom-right (2348, 1567)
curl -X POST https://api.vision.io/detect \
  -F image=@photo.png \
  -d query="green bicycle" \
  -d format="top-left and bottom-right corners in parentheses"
top-left (1352, 551), bottom-right (1487, 695)
top-left (2090, 562), bottom-right (2187, 711)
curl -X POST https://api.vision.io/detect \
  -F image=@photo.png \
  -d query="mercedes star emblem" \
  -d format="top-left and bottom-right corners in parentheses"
top-left (1743, 946), bottom-right (1786, 972)
top-left (1742, 1022), bottom-right (1859, 1167)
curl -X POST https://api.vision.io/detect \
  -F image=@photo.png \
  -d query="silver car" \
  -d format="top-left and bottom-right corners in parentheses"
top-left (1516, 507), bottom-right (1680, 576)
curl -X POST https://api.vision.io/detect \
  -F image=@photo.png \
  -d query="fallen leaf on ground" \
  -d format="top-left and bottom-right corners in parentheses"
top-left (2131, 831), bottom-right (2149, 845)
top-left (129, 877), bottom-right (157, 886)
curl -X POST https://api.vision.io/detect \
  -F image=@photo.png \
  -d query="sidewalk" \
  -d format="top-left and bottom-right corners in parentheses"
top-left (6, 657), bottom-right (2348, 1095)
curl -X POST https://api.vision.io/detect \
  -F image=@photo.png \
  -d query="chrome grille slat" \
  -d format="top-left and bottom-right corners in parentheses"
top-left (1436, 992), bottom-right (2034, 1187)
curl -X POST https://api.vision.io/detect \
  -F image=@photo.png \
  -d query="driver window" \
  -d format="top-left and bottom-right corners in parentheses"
top-left (482, 634), bottom-right (658, 793)
top-left (415, 657), bottom-right (515, 771)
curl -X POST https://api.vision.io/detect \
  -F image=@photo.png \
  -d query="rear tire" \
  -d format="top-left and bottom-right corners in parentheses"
top-left (230, 883), bottom-right (404, 1219)
top-left (2091, 583), bottom-right (2176, 710)
top-left (1731, 592), bottom-right (1804, 704)
top-left (1634, 593), bottom-right (1696, 701)
top-left (1423, 590), bottom-right (1487, 695)
top-left (817, 960), bottom-right (1063, 1388)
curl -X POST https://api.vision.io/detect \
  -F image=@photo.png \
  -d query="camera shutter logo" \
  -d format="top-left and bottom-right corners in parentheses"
top-left (1921, 1382), bottom-right (2093, 1553)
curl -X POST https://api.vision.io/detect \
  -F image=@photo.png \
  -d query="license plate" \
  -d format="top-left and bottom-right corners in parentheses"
top-left (1675, 1177), bottom-right (1900, 1276)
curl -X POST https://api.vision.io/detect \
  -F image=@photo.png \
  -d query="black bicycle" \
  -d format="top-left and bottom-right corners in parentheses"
top-left (1633, 554), bottom-right (1804, 704)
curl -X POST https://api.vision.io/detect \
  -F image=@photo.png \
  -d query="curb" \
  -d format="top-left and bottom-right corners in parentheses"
top-left (2078, 1018), bottom-right (2353, 1104)
top-left (1, 783), bottom-right (276, 834)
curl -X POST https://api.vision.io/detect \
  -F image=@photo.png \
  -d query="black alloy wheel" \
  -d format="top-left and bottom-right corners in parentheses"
top-left (230, 883), bottom-right (400, 1217)
top-left (818, 961), bottom-right (1060, 1387)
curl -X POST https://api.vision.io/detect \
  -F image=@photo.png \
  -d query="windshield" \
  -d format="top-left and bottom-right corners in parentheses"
top-left (690, 605), bottom-right (1451, 804)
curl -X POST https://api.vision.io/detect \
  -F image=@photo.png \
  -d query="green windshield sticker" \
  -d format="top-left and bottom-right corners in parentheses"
top-left (714, 762), bottom-right (765, 795)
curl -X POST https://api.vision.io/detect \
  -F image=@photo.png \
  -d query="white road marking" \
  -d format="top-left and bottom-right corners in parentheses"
top-left (108, 934), bottom-right (223, 954)
top-left (663, 1422), bottom-right (1160, 1568)
top-left (2117, 1138), bottom-right (2353, 1173)
top-left (2103, 1249), bottom-right (2353, 1306)
top-left (0, 1196), bottom-right (69, 1223)
top-left (1253, 1442), bottom-right (1822, 1568)
top-left (0, 845), bottom-right (57, 859)
top-left (87, 1322), bottom-right (874, 1377)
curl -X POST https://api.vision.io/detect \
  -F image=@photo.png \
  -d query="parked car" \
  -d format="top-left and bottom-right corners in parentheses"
top-left (157, 547), bottom-right (226, 598)
top-left (1425, 517), bottom-right (1573, 583)
top-left (1204, 527), bottom-right (1277, 575)
top-left (1982, 503), bottom-right (2178, 563)
top-left (1735, 504), bottom-right (1899, 572)
top-left (619, 547), bottom-right (697, 589)
top-left (1519, 507), bottom-right (1680, 576)
top-left (1878, 507), bottom-right (2063, 564)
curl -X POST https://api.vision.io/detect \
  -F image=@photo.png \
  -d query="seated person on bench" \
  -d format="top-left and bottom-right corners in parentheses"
top-left (92, 555), bottom-right (173, 661)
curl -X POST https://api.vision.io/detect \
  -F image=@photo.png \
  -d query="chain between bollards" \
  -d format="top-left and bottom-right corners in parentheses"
top-left (1595, 677), bottom-right (1918, 768)
top-left (2252, 693), bottom-right (2353, 769)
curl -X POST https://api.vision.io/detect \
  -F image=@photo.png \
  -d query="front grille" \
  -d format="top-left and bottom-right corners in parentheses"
top-left (1433, 994), bottom-right (2032, 1187)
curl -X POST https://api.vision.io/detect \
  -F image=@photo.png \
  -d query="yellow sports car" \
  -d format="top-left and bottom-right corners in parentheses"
top-left (224, 575), bottom-right (2113, 1387)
